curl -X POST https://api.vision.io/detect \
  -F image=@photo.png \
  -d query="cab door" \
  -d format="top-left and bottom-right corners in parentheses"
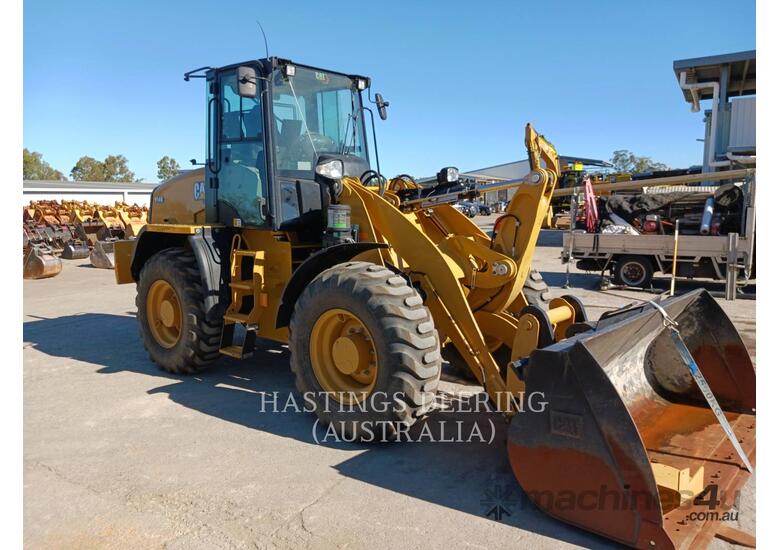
top-left (206, 66), bottom-right (269, 227)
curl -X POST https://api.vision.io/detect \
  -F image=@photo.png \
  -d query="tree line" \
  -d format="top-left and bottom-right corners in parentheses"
top-left (23, 149), bottom-right (182, 182)
top-left (608, 150), bottom-right (669, 174)
top-left (24, 147), bottom-right (672, 183)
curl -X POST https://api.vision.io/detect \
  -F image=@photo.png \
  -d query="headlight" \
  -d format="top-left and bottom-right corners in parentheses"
top-left (437, 166), bottom-right (459, 184)
top-left (316, 159), bottom-right (344, 180)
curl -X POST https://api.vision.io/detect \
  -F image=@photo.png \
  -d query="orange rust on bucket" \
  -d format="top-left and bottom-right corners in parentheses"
top-left (506, 289), bottom-right (755, 549)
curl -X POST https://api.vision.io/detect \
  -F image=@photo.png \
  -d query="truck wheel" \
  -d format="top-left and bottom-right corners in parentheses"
top-left (290, 261), bottom-right (441, 441)
top-left (523, 269), bottom-right (551, 308)
top-left (614, 256), bottom-right (654, 288)
top-left (136, 248), bottom-right (222, 374)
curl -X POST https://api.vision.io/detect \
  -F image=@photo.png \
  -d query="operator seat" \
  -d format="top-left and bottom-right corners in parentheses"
top-left (219, 147), bottom-right (264, 225)
top-left (243, 105), bottom-right (263, 139)
top-left (276, 119), bottom-right (303, 168)
top-left (222, 112), bottom-right (242, 140)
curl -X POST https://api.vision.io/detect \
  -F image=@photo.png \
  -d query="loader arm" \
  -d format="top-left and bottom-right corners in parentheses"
top-left (335, 124), bottom-right (574, 411)
top-left (341, 180), bottom-right (510, 407)
top-left (526, 123), bottom-right (561, 178)
top-left (342, 124), bottom-right (756, 547)
top-left (482, 124), bottom-right (561, 314)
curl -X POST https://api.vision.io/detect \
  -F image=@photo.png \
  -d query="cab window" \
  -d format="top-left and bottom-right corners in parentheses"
top-left (216, 71), bottom-right (267, 226)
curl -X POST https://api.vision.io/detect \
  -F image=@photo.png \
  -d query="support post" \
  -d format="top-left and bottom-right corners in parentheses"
top-left (725, 232), bottom-right (739, 301)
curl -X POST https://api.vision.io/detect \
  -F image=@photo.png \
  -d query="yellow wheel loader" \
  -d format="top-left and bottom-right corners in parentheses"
top-left (114, 58), bottom-right (755, 549)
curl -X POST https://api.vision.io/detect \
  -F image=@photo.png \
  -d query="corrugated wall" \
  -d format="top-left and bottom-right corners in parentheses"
top-left (729, 96), bottom-right (756, 152)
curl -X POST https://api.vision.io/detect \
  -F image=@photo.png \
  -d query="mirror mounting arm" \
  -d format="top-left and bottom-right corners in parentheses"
top-left (362, 107), bottom-right (381, 177)
top-left (184, 66), bottom-right (213, 81)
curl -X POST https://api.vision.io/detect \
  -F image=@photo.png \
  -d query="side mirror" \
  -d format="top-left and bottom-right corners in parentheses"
top-left (375, 93), bottom-right (389, 120)
top-left (237, 66), bottom-right (258, 98)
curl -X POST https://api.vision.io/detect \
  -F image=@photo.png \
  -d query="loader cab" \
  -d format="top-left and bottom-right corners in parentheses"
top-left (201, 58), bottom-right (372, 240)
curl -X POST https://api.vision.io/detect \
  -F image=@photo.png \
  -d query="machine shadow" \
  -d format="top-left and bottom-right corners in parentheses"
top-left (23, 312), bottom-right (617, 549)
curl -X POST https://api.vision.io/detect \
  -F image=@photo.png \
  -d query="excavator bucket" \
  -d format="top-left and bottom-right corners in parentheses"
top-left (90, 240), bottom-right (115, 269)
top-left (508, 289), bottom-right (755, 549)
top-left (61, 241), bottom-right (90, 260)
top-left (23, 245), bottom-right (62, 279)
top-left (121, 220), bottom-right (145, 238)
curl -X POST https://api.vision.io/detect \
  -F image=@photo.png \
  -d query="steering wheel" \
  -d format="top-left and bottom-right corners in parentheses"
top-left (282, 133), bottom-right (339, 169)
top-left (300, 132), bottom-right (337, 151)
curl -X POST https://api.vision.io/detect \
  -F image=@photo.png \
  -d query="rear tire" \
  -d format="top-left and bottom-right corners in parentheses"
top-left (523, 268), bottom-right (551, 308)
top-left (289, 261), bottom-right (441, 441)
top-left (613, 255), bottom-right (654, 288)
top-left (136, 248), bottom-right (222, 374)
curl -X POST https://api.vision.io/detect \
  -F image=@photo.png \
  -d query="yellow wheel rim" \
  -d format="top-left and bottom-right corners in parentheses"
top-left (309, 308), bottom-right (378, 404)
top-left (146, 279), bottom-right (182, 349)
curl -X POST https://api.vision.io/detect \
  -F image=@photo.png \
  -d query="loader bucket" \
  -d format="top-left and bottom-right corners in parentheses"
top-left (23, 246), bottom-right (62, 279)
top-left (508, 289), bottom-right (755, 549)
top-left (90, 240), bottom-right (115, 269)
top-left (61, 241), bottom-right (90, 260)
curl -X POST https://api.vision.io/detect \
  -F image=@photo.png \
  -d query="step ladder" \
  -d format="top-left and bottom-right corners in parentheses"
top-left (219, 236), bottom-right (268, 359)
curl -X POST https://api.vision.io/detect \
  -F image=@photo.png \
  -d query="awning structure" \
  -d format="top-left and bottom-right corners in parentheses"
top-left (673, 50), bottom-right (755, 102)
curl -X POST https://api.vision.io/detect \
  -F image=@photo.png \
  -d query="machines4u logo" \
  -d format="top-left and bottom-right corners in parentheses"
top-left (481, 483), bottom-right (520, 521)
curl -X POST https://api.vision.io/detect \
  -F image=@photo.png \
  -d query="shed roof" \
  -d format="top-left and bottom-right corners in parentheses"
top-left (23, 180), bottom-right (159, 191)
top-left (673, 50), bottom-right (756, 102)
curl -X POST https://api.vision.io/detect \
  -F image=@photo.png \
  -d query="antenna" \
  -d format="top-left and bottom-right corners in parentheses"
top-left (255, 21), bottom-right (270, 59)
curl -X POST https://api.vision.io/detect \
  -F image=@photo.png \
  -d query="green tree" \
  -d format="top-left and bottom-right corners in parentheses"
top-left (70, 156), bottom-right (105, 181)
top-left (70, 154), bottom-right (136, 182)
top-left (610, 150), bottom-right (669, 174)
top-left (156, 156), bottom-right (181, 181)
top-left (102, 154), bottom-right (136, 182)
top-left (23, 149), bottom-right (65, 180)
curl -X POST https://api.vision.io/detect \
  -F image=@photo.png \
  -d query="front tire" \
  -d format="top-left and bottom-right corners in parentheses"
top-left (523, 268), bottom-right (551, 308)
top-left (137, 248), bottom-right (222, 374)
top-left (289, 261), bottom-right (441, 440)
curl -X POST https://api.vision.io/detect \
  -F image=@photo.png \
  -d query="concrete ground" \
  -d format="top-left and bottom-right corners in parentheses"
top-left (24, 224), bottom-right (755, 549)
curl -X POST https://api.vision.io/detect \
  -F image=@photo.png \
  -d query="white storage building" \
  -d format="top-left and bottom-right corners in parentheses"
top-left (23, 180), bottom-right (159, 206)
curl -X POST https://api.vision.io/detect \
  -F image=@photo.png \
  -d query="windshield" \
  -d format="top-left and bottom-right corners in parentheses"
top-left (271, 66), bottom-right (367, 178)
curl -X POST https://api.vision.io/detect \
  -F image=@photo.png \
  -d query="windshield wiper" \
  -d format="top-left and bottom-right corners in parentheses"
top-left (287, 78), bottom-right (318, 155)
top-left (339, 112), bottom-right (358, 155)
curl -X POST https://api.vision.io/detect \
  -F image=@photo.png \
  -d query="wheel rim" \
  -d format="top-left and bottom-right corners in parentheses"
top-left (620, 261), bottom-right (647, 286)
top-left (146, 279), bottom-right (182, 348)
top-left (309, 308), bottom-right (378, 404)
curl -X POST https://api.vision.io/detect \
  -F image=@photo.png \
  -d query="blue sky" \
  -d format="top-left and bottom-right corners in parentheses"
top-left (23, 0), bottom-right (755, 181)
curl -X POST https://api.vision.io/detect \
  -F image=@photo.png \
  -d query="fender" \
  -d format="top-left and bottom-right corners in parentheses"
top-left (129, 226), bottom-right (231, 323)
top-left (186, 228), bottom-right (232, 323)
top-left (129, 227), bottom-right (188, 279)
top-left (275, 242), bottom-right (389, 328)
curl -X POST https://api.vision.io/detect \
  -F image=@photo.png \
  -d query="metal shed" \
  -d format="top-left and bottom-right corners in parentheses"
top-left (674, 50), bottom-right (756, 172)
top-left (23, 180), bottom-right (158, 206)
